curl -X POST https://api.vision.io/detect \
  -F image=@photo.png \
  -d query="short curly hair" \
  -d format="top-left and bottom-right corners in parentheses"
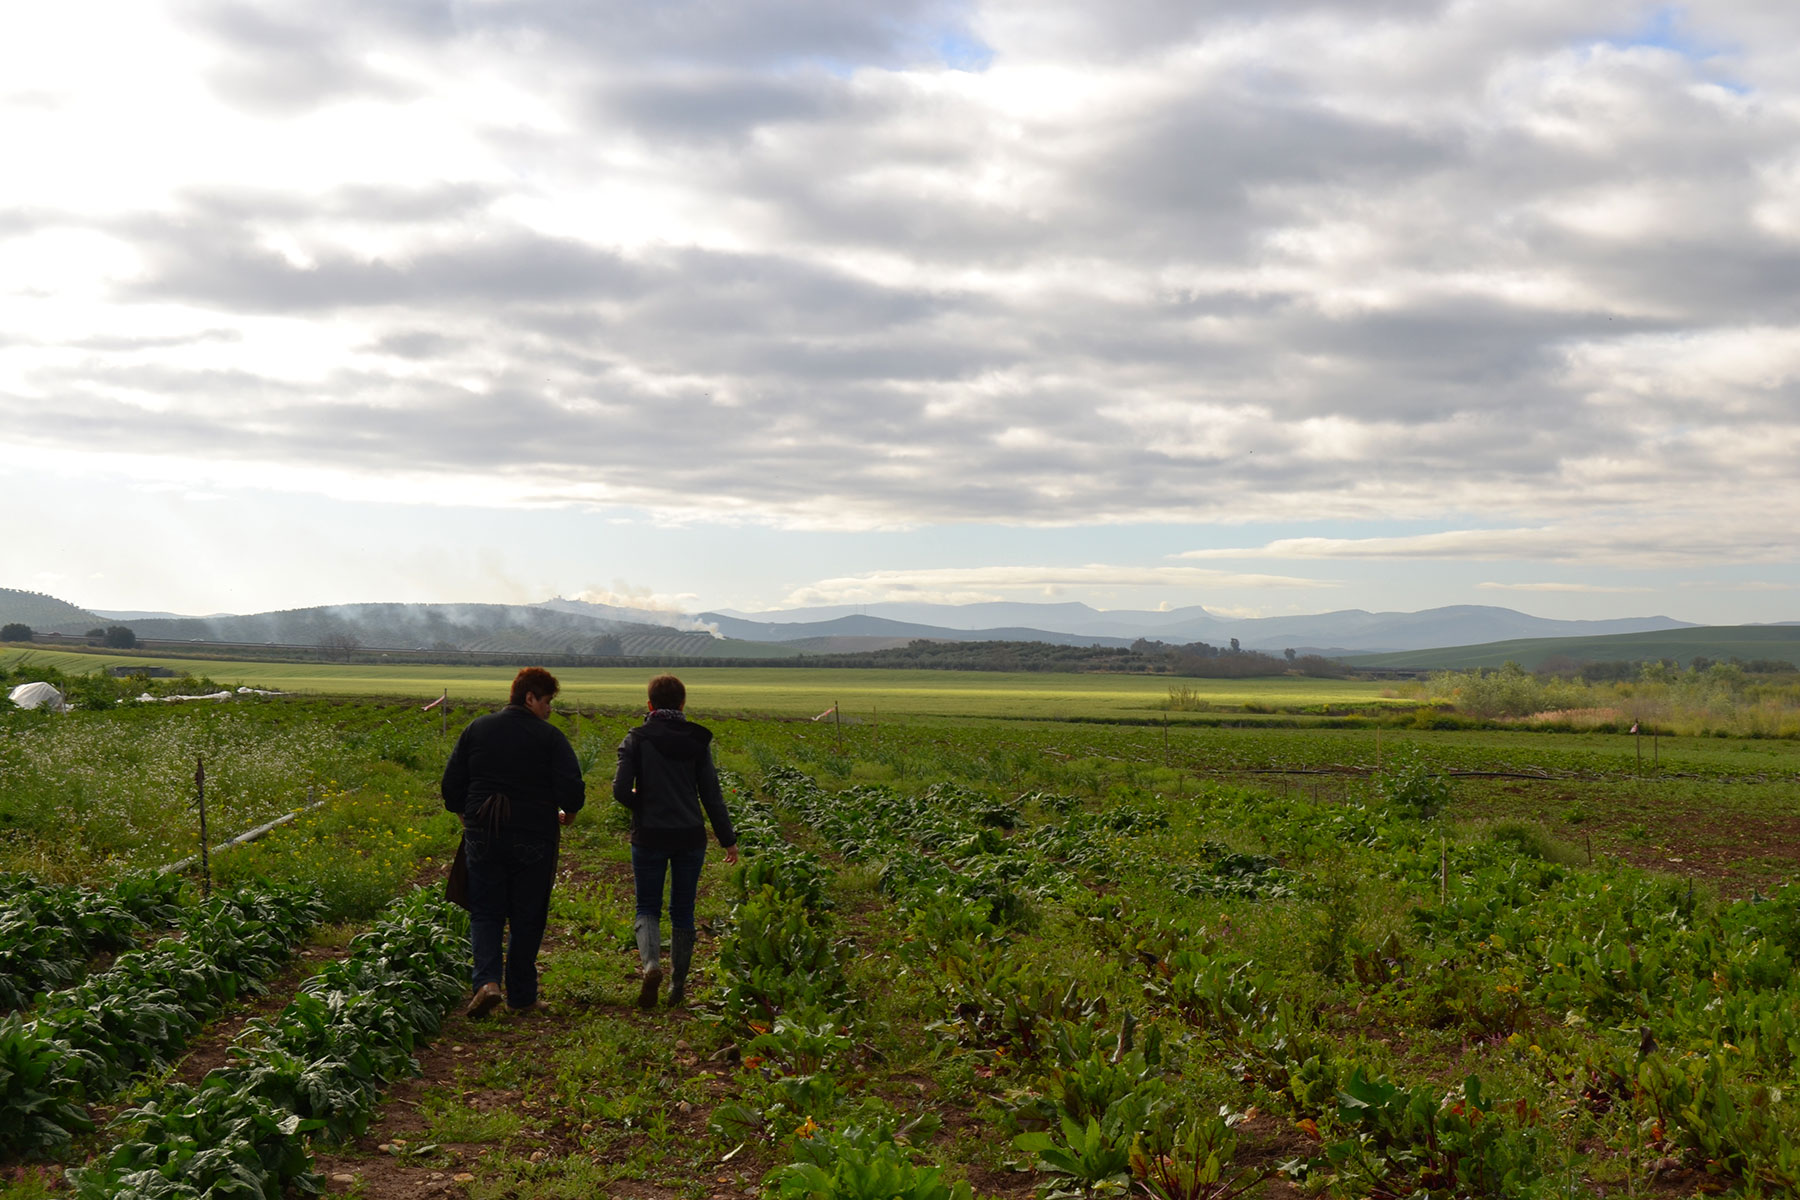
top-left (647, 674), bottom-right (686, 711)
top-left (510, 666), bottom-right (560, 707)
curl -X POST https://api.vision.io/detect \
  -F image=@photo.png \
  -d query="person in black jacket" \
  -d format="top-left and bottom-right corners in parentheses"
top-left (613, 674), bottom-right (738, 1008)
top-left (441, 667), bottom-right (585, 1017)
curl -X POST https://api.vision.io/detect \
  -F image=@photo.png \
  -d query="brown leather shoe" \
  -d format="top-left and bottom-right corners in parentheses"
top-left (466, 981), bottom-right (503, 1018)
top-left (509, 999), bottom-right (551, 1015)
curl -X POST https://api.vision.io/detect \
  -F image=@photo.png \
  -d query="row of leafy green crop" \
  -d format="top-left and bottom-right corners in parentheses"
top-left (69, 886), bottom-right (467, 1199)
top-left (0, 885), bottom-right (323, 1157)
top-left (706, 767), bottom-right (976, 1200)
top-left (0, 871), bottom-right (185, 1010)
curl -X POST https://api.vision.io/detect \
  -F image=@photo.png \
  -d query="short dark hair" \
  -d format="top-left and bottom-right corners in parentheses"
top-left (510, 666), bottom-right (560, 707)
top-left (647, 674), bottom-right (685, 711)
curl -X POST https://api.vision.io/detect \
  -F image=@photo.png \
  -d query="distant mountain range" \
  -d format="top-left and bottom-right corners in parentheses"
top-left (707, 600), bottom-right (1223, 638)
top-left (1, 586), bottom-right (1705, 659)
top-left (699, 611), bottom-right (1139, 649)
top-left (698, 601), bottom-right (1694, 655)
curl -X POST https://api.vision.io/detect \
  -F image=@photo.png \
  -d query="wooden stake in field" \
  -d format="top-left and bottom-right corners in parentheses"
top-left (1439, 837), bottom-right (1448, 907)
top-left (1634, 720), bottom-right (1642, 774)
top-left (194, 755), bottom-right (212, 899)
top-left (1162, 714), bottom-right (1168, 766)
top-left (835, 699), bottom-right (842, 756)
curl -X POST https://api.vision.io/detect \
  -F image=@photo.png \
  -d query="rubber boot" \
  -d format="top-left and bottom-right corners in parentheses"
top-left (668, 928), bottom-right (696, 1007)
top-left (635, 914), bottom-right (663, 1009)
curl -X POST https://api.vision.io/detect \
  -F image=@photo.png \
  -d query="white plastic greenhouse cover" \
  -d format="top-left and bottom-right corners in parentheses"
top-left (8, 682), bottom-right (68, 711)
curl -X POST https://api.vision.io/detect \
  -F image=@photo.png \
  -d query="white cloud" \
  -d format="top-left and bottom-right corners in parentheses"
top-left (780, 564), bottom-right (1339, 607)
top-left (1178, 520), bottom-right (1800, 568)
top-left (1676, 580), bottom-right (1799, 592)
top-left (1476, 581), bottom-right (1654, 594)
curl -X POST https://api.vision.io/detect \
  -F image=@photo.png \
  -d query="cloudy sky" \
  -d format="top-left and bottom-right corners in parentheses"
top-left (4, 0), bottom-right (1797, 623)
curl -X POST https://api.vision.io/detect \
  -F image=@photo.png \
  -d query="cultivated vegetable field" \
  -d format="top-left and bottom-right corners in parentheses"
top-left (2, 685), bottom-right (1799, 1199)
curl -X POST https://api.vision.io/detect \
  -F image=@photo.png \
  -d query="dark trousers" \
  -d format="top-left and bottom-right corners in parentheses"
top-left (463, 821), bottom-right (559, 1008)
top-left (632, 844), bottom-right (707, 931)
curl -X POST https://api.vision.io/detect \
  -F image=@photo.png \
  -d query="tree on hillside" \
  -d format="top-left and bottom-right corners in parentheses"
top-left (85, 627), bottom-right (106, 640)
top-left (319, 632), bottom-right (361, 662)
top-left (1, 623), bottom-right (31, 642)
top-left (104, 625), bottom-right (137, 649)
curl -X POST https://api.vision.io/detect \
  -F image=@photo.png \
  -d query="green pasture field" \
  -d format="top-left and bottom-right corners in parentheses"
top-left (1, 646), bottom-right (1401, 720)
top-left (1347, 622), bottom-right (1800, 671)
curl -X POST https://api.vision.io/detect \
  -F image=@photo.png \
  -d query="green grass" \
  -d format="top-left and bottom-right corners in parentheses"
top-left (1346, 623), bottom-right (1800, 671)
top-left (3, 647), bottom-right (1400, 719)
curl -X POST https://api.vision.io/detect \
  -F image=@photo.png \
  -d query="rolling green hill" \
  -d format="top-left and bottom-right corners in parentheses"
top-left (0, 588), bottom-right (101, 634)
top-left (1344, 624), bottom-right (1800, 671)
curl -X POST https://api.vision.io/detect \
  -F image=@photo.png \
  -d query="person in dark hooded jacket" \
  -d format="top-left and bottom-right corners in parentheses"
top-left (613, 674), bottom-right (738, 1007)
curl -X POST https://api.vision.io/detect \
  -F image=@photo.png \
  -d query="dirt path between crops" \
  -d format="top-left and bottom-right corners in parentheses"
top-left (306, 847), bottom-right (1327, 1200)
top-left (311, 854), bottom-right (644, 1199)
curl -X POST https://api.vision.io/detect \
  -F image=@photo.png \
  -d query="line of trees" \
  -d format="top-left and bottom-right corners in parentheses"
top-left (1128, 638), bottom-right (1349, 678)
top-left (776, 638), bottom-right (1350, 676)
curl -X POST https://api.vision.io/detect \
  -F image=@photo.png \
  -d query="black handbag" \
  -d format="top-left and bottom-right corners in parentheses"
top-left (446, 792), bottom-right (510, 910)
top-left (446, 837), bottom-right (470, 908)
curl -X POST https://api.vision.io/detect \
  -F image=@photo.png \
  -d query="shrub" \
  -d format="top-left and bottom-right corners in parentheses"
top-left (1476, 820), bottom-right (1584, 866)
top-left (1375, 748), bottom-right (1450, 818)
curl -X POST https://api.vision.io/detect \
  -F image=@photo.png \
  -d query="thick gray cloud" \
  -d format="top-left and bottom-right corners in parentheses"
top-left (125, 222), bottom-right (646, 310)
top-left (4, 0), bottom-right (1799, 560)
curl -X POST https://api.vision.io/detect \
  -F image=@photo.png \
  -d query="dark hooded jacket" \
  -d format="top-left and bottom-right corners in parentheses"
top-left (612, 711), bottom-right (737, 852)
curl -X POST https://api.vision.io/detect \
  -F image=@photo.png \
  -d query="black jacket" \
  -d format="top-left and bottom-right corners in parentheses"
top-left (441, 705), bottom-right (585, 836)
top-left (613, 714), bottom-right (736, 852)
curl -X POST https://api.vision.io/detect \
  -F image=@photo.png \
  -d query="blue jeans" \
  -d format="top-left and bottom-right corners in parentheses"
top-left (463, 822), bottom-right (559, 1008)
top-left (632, 844), bottom-right (707, 932)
